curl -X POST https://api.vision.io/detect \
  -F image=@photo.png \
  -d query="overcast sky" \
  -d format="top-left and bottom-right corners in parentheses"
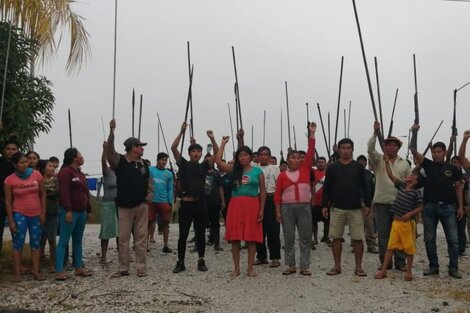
top-left (34, 0), bottom-right (470, 175)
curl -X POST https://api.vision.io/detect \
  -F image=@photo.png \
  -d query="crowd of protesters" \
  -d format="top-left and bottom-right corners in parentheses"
top-left (0, 118), bottom-right (468, 282)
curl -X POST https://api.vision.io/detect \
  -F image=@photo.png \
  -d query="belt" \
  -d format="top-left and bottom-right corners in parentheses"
top-left (182, 197), bottom-right (200, 202)
top-left (267, 193), bottom-right (275, 197)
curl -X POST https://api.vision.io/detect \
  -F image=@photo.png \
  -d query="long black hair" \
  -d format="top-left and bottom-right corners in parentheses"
top-left (232, 146), bottom-right (253, 189)
top-left (62, 148), bottom-right (79, 168)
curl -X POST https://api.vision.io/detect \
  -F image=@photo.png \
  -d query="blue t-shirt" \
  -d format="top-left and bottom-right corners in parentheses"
top-left (149, 166), bottom-right (174, 203)
top-left (232, 166), bottom-right (262, 197)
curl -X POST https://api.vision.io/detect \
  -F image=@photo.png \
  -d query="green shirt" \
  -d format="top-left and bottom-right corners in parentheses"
top-left (44, 176), bottom-right (59, 214)
top-left (231, 166), bottom-right (262, 197)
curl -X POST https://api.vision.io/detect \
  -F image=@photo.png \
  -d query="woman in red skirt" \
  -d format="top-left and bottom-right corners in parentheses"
top-left (216, 136), bottom-right (266, 278)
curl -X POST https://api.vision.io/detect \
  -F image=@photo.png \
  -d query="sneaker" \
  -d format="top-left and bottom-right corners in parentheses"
top-left (448, 268), bottom-right (462, 279)
top-left (423, 267), bottom-right (439, 276)
top-left (197, 259), bottom-right (208, 272)
top-left (173, 261), bottom-right (185, 273)
top-left (162, 246), bottom-right (173, 253)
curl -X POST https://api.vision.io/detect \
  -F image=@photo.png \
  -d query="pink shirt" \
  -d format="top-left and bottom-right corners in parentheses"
top-left (282, 171), bottom-right (311, 204)
top-left (4, 170), bottom-right (43, 217)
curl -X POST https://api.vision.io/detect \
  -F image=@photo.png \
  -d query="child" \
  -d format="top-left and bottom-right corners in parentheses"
top-left (375, 155), bottom-right (423, 281)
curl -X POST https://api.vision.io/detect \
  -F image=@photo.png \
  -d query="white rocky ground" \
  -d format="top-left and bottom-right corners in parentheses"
top-left (0, 223), bottom-right (469, 313)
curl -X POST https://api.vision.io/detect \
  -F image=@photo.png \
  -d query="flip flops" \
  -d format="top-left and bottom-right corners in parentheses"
top-left (137, 270), bottom-right (147, 278)
top-left (354, 269), bottom-right (367, 277)
top-left (374, 271), bottom-right (387, 279)
top-left (326, 268), bottom-right (341, 276)
top-left (75, 270), bottom-right (92, 277)
top-left (282, 267), bottom-right (297, 275)
top-left (111, 271), bottom-right (129, 278)
top-left (300, 269), bottom-right (312, 276)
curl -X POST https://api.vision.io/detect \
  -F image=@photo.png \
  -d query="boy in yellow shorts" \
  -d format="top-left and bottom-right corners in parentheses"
top-left (375, 155), bottom-right (423, 281)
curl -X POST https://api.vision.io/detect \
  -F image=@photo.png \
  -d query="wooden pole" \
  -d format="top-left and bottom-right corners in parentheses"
top-left (251, 125), bottom-right (254, 150)
top-left (157, 113), bottom-right (174, 171)
top-left (131, 89), bottom-right (135, 137)
top-left (344, 108), bottom-right (347, 139)
top-left (423, 120), bottom-right (444, 156)
top-left (347, 100), bottom-right (352, 138)
top-left (374, 57), bottom-right (385, 136)
top-left (232, 46), bottom-right (243, 129)
top-left (138, 94), bottom-right (143, 139)
top-left (293, 126), bottom-right (297, 151)
top-left (328, 112), bottom-right (331, 156)
top-left (285, 81), bottom-right (292, 148)
top-left (68, 109), bottom-right (73, 148)
top-left (334, 56), bottom-right (344, 145)
top-left (263, 110), bottom-right (266, 146)
top-left (181, 65), bottom-right (194, 152)
top-left (352, 0), bottom-right (384, 150)
top-left (112, 0), bottom-right (118, 118)
top-left (317, 103), bottom-right (330, 156)
top-left (386, 88), bottom-right (399, 138)
top-left (280, 109), bottom-right (284, 158)
top-left (306, 102), bottom-right (310, 127)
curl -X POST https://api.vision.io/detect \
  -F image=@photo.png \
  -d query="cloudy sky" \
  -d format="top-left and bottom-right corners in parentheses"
top-left (34, 0), bottom-right (470, 175)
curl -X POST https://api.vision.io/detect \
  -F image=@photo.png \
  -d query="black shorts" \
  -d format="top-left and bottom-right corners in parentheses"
top-left (311, 205), bottom-right (328, 223)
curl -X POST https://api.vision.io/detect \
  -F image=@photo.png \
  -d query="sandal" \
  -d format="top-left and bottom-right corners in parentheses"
top-left (374, 271), bottom-right (387, 279)
top-left (354, 269), bottom-right (367, 277)
top-left (269, 260), bottom-right (281, 268)
top-left (282, 267), bottom-right (296, 275)
top-left (326, 268), bottom-right (341, 276)
top-left (55, 274), bottom-right (68, 281)
top-left (75, 270), bottom-right (92, 277)
top-left (33, 274), bottom-right (46, 281)
top-left (300, 269), bottom-right (312, 276)
top-left (137, 270), bottom-right (147, 278)
top-left (404, 274), bottom-right (413, 281)
top-left (111, 271), bottom-right (129, 278)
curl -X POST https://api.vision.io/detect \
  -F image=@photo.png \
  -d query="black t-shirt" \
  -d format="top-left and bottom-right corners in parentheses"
top-left (322, 160), bottom-right (371, 209)
top-left (178, 157), bottom-right (210, 199)
top-left (421, 158), bottom-right (461, 204)
top-left (0, 157), bottom-right (15, 211)
top-left (114, 155), bottom-right (150, 208)
top-left (205, 168), bottom-right (221, 203)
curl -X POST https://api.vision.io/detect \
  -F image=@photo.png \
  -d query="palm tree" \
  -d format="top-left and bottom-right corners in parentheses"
top-left (0, 0), bottom-right (91, 74)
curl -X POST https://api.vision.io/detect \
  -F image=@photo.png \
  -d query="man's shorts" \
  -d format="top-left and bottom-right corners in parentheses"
top-left (329, 207), bottom-right (364, 241)
top-left (148, 202), bottom-right (172, 223)
top-left (387, 219), bottom-right (416, 255)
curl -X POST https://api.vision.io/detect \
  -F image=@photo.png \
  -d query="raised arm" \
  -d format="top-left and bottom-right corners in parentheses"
top-left (367, 121), bottom-right (382, 167)
top-left (302, 122), bottom-right (317, 170)
top-left (410, 123), bottom-right (424, 165)
top-left (171, 122), bottom-right (187, 163)
top-left (236, 128), bottom-right (244, 149)
top-left (101, 141), bottom-right (110, 176)
top-left (215, 136), bottom-right (234, 173)
top-left (206, 130), bottom-right (219, 167)
top-left (106, 119), bottom-right (120, 169)
top-left (458, 130), bottom-right (470, 170)
top-left (383, 155), bottom-right (398, 184)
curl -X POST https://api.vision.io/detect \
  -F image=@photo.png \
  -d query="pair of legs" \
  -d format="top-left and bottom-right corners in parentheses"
top-left (100, 201), bottom-right (119, 263)
top-left (281, 203), bottom-right (312, 274)
top-left (148, 203), bottom-right (171, 250)
top-left (375, 203), bottom-right (406, 269)
top-left (328, 208), bottom-right (366, 276)
top-left (376, 219), bottom-right (416, 281)
top-left (116, 203), bottom-right (148, 276)
top-left (207, 200), bottom-right (222, 249)
top-left (230, 241), bottom-right (257, 278)
top-left (177, 201), bottom-right (206, 264)
top-left (11, 213), bottom-right (43, 282)
top-left (256, 197), bottom-right (281, 265)
top-left (312, 205), bottom-right (329, 244)
top-left (40, 213), bottom-right (58, 272)
top-left (55, 209), bottom-right (89, 279)
top-left (423, 202), bottom-right (460, 272)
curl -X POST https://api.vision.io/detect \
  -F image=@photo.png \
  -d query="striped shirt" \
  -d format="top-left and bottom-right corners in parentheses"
top-left (391, 181), bottom-right (422, 217)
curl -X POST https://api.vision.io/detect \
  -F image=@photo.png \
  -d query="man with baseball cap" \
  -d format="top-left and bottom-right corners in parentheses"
top-left (106, 119), bottom-right (152, 278)
top-left (367, 122), bottom-right (411, 271)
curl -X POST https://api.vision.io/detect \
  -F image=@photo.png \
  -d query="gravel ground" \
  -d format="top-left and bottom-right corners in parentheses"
top-left (0, 223), bottom-right (469, 313)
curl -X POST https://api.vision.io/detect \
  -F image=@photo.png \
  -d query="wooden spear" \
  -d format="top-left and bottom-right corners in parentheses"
top-left (232, 46), bottom-right (243, 129)
top-left (138, 94), bottom-right (143, 140)
top-left (387, 88), bottom-right (399, 138)
top-left (285, 81), bottom-right (292, 148)
top-left (352, 0), bottom-right (384, 150)
top-left (347, 100), bottom-right (352, 138)
top-left (374, 57), bottom-right (385, 136)
top-left (334, 56), bottom-right (344, 145)
top-left (180, 65), bottom-right (194, 152)
top-left (131, 89), bottom-right (135, 137)
top-left (423, 120), bottom-right (444, 156)
top-left (157, 113), bottom-right (174, 171)
top-left (112, 0), bottom-right (118, 118)
top-left (317, 103), bottom-right (330, 156)
top-left (68, 109), bottom-right (73, 148)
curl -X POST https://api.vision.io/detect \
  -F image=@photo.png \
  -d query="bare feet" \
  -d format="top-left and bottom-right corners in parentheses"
top-left (247, 269), bottom-right (258, 277)
top-left (374, 271), bottom-right (387, 279)
top-left (229, 270), bottom-right (240, 279)
top-left (33, 273), bottom-right (46, 281)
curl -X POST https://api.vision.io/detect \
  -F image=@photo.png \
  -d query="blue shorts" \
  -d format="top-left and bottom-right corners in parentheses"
top-left (12, 212), bottom-right (42, 251)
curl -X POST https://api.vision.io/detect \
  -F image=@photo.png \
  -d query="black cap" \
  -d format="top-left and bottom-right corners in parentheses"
top-left (124, 137), bottom-right (147, 149)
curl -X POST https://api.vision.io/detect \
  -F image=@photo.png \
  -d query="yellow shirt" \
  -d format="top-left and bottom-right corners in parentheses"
top-left (367, 133), bottom-right (411, 204)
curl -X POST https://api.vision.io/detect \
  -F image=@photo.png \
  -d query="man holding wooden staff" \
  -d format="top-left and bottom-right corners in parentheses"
top-left (367, 121), bottom-right (411, 271)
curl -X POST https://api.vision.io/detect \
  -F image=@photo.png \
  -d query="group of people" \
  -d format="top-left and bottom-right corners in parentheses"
top-left (0, 117), bottom-right (468, 282)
